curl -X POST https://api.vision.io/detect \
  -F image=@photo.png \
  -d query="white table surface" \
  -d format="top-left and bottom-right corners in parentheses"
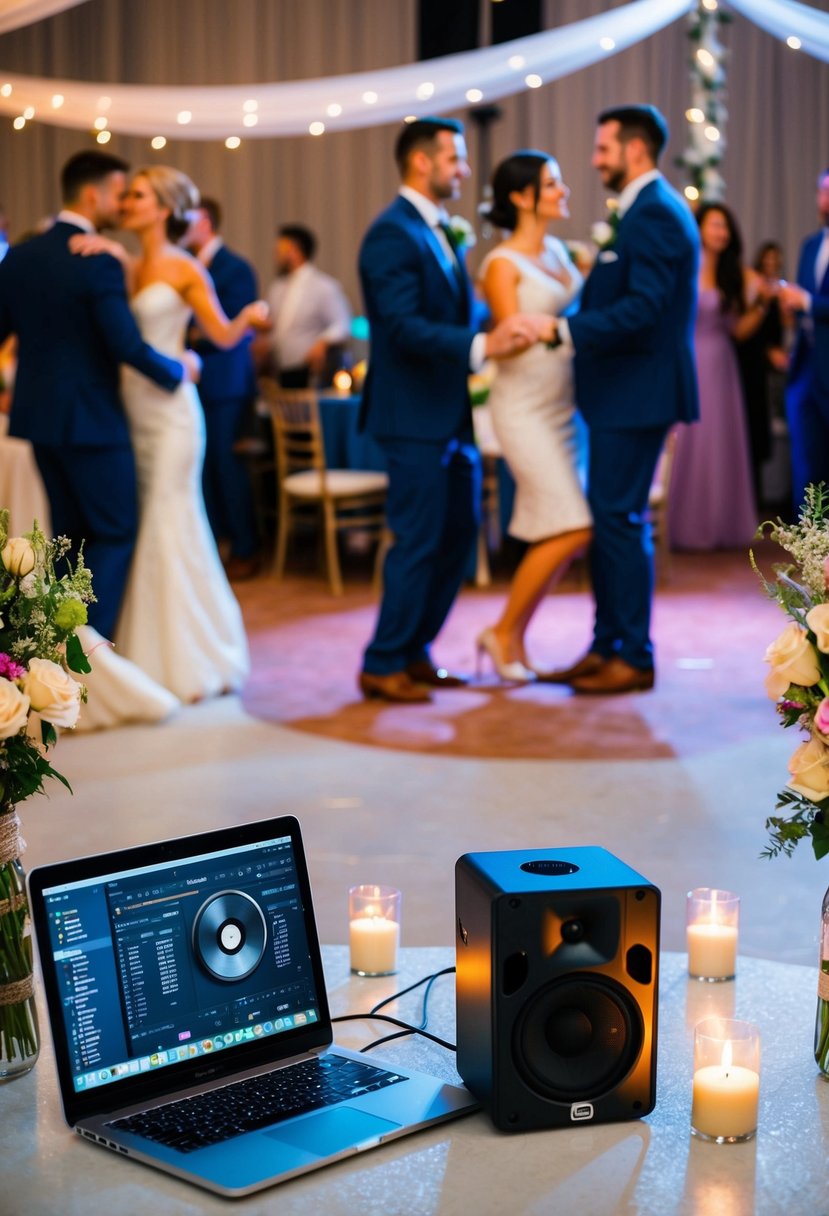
top-left (3, 948), bottom-right (827, 1216)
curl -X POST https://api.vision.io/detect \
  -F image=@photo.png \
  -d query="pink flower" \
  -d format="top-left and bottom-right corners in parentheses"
top-left (0, 652), bottom-right (25, 681)
top-left (816, 698), bottom-right (829, 737)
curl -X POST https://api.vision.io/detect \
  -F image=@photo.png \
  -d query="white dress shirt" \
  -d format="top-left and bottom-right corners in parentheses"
top-left (267, 261), bottom-right (351, 370)
top-left (56, 209), bottom-right (95, 233)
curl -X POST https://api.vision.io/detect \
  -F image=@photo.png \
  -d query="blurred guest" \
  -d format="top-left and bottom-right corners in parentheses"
top-left (186, 196), bottom-right (260, 579)
top-left (780, 169), bottom-right (829, 512)
top-left (0, 205), bottom-right (8, 262)
top-left (261, 224), bottom-right (351, 387)
top-left (736, 240), bottom-right (789, 501)
top-left (475, 150), bottom-right (591, 682)
top-left (670, 203), bottom-right (764, 550)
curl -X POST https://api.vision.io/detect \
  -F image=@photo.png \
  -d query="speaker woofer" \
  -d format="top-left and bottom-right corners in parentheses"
top-left (513, 973), bottom-right (643, 1101)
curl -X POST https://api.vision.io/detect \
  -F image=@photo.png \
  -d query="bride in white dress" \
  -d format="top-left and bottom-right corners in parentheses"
top-left (74, 167), bottom-right (267, 719)
top-left (476, 151), bottom-right (592, 682)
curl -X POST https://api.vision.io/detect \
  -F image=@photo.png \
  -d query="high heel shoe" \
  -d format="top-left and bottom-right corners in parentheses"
top-left (475, 628), bottom-right (536, 683)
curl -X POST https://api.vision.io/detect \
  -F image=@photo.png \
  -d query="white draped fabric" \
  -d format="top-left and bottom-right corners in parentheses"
top-left (0, 0), bottom-right (85, 35)
top-left (0, 0), bottom-right (693, 138)
top-left (727, 0), bottom-right (829, 59)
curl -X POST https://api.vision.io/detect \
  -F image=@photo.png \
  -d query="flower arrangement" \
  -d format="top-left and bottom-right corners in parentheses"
top-left (753, 485), bottom-right (829, 860)
top-left (0, 509), bottom-right (93, 1074)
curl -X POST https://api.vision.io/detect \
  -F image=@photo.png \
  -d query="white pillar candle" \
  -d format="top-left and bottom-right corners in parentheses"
top-left (692, 1059), bottom-right (760, 1140)
top-left (687, 923), bottom-right (738, 980)
top-left (349, 916), bottom-right (400, 975)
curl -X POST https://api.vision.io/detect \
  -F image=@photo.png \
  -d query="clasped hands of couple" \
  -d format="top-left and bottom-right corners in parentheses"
top-left (484, 311), bottom-right (558, 359)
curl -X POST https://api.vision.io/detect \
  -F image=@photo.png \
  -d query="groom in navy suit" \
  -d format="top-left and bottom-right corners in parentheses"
top-left (357, 118), bottom-right (543, 702)
top-left (782, 169), bottom-right (829, 512)
top-left (548, 105), bottom-right (699, 694)
top-left (0, 150), bottom-right (190, 639)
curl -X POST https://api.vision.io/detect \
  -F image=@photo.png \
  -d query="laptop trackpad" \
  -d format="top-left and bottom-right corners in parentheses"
top-left (264, 1108), bottom-right (401, 1157)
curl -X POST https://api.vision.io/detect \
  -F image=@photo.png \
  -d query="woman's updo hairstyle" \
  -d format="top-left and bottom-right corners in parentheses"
top-left (137, 165), bottom-right (200, 241)
top-left (484, 150), bottom-right (551, 232)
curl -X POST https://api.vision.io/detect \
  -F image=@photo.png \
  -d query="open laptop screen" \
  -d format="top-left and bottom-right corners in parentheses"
top-left (30, 817), bottom-right (332, 1121)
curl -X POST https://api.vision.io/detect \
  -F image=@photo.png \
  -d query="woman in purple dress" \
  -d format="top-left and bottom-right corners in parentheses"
top-left (670, 203), bottom-right (774, 550)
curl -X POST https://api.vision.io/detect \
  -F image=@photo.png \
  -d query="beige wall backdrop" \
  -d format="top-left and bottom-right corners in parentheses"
top-left (0, 0), bottom-right (828, 311)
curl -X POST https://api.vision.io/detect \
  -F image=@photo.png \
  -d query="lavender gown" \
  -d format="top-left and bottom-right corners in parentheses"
top-left (669, 288), bottom-right (758, 550)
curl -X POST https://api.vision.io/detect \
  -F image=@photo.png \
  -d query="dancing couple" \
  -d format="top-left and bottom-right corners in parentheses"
top-left (0, 150), bottom-right (269, 727)
top-left (358, 105), bottom-right (699, 702)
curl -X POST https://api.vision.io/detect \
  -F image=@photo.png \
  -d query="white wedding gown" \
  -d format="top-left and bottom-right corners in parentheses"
top-left (110, 281), bottom-right (250, 703)
top-left (479, 238), bottom-right (591, 541)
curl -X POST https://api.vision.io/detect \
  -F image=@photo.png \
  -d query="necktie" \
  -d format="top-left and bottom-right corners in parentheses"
top-left (815, 230), bottom-right (829, 290)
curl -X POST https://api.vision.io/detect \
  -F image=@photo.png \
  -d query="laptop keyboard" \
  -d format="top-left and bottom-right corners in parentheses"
top-left (108, 1054), bottom-right (408, 1154)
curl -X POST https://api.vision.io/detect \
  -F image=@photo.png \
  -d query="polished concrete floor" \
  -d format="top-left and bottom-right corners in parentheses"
top-left (19, 552), bottom-right (829, 971)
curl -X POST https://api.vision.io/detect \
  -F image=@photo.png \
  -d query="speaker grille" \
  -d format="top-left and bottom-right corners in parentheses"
top-left (513, 974), bottom-right (644, 1102)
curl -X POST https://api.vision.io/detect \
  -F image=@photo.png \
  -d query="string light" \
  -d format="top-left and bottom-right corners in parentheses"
top-left (685, 107), bottom-right (705, 123)
top-left (12, 116), bottom-right (25, 129)
top-left (525, 74), bottom-right (542, 89)
top-left (704, 125), bottom-right (720, 141)
top-left (702, 0), bottom-right (718, 9)
top-left (93, 116), bottom-right (108, 130)
top-left (225, 135), bottom-right (241, 149)
top-left (508, 55), bottom-right (525, 70)
top-left (22, 105), bottom-right (34, 120)
top-left (177, 110), bottom-right (192, 125)
top-left (242, 99), bottom-right (258, 113)
top-left (416, 82), bottom-right (434, 100)
top-left (787, 36), bottom-right (801, 50)
top-left (696, 48), bottom-right (715, 68)
top-left (466, 88), bottom-right (483, 103)
top-left (242, 113), bottom-right (258, 127)
top-left (51, 94), bottom-right (64, 108)
top-left (326, 103), bottom-right (342, 117)
top-left (685, 185), bottom-right (700, 201)
top-left (600, 37), bottom-right (616, 51)
top-left (151, 135), bottom-right (166, 149)
top-left (0, 84), bottom-right (12, 98)
top-left (362, 91), bottom-right (378, 104)
top-left (96, 95), bottom-right (111, 112)
top-left (309, 121), bottom-right (325, 136)
top-left (96, 129), bottom-right (111, 144)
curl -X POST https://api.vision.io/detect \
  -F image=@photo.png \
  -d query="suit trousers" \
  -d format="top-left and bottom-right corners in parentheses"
top-left (34, 444), bottom-right (137, 641)
top-left (785, 368), bottom-right (829, 514)
top-left (587, 425), bottom-right (668, 671)
top-left (362, 436), bottom-right (480, 675)
top-left (200, 393), bottom-right (258, 559)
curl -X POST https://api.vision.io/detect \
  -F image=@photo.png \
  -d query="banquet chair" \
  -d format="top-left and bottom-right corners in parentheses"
top-left (647, 428), bottom-right (678, 585)
top-left (258, 378), bottom-right (389, 596)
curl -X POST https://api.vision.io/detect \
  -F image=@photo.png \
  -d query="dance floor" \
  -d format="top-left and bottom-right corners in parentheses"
top-left (239, 542), bottom-right (784, 762)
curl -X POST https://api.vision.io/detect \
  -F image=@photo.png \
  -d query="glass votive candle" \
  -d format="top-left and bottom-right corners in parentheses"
top-left (691, 1017), bottom-right (761, 1143)
top-left (686, 888), bottom-right (739, 981)
top-left (348, 884), bottom-right (401, 976)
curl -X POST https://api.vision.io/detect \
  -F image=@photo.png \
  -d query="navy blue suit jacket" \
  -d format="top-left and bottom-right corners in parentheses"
top-left (790, 230), bottom-right (829, 400)
top-left (358, 195), bottom-right (477, 442)
top-left (0, 221), bottom-right (183, 448)
top-left (192, 244), bottom-right (258, 403)
top-left (569, 177), bottom-right (700, 430)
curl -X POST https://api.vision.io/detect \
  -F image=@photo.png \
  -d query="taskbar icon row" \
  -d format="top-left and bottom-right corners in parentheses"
top-left (73, 1008), bottom-right (319, 1092)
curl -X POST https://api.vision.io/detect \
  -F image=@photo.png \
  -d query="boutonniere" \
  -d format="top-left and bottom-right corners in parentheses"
top-left (590, 201), bottom-right (621, 252)
top-left (446, 215), bottom-right (477, 252)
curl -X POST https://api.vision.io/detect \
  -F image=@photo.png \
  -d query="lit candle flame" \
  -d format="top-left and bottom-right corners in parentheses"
top-left (721, 1039), bottom-right (733, 1074)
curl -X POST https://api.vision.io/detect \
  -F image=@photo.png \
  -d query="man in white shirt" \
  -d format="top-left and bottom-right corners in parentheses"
top-left (265, 225), bottom-right (351, 388)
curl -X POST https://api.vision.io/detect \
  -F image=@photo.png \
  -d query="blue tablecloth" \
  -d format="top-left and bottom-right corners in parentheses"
top-left (318, 393), bottom-right (386, 472)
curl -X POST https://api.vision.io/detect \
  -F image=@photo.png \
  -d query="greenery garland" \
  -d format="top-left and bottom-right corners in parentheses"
top-left (676, 0), bottom-right (732, 203)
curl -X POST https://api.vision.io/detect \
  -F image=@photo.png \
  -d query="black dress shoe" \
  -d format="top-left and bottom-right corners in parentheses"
top-left (359, 671), bottom-right (432, 703)
top-left (570, 656), bottom-right (655, 695)
top-left (406, 661), bottom-right (469, 688)
top-left (534, 651), bottom-right (606, 683)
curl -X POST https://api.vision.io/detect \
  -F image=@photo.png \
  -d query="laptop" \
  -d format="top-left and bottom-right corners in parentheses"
top-left (28, 815), bottom-right (477, 1198)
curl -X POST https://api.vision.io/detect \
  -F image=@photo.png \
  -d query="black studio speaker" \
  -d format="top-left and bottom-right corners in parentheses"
top-left (455, 847), bottom-right (660, 1132)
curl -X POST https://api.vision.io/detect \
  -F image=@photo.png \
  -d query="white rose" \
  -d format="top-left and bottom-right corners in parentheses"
top-left (764, 623), bottom-right (821, 699)
top-left (22, 658), bottom-right (81, 728)
top-left (2, 537), bottom-right (36, 578)
top-left (807, 604), bottom-right (829, 654)
top-left (0, 677), bottom-right (30, 740)
top-left (591, 220), bottom-right (614, 247)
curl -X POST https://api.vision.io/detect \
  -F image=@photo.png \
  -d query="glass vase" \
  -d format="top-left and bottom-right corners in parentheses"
top-left (0, 812), bottom-right (40, 1080)
top-left (815, 884), bottom-right (829, 1078)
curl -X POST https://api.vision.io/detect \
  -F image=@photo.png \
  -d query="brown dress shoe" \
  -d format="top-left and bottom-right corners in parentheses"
top-left (224, 555), bottom-right (260, 581)
top-left (570, 656), bottom-right (655, 695)
top-left (359, 671), bottom-right (432, 703)
top-left (406, 660), bottom-right (469, 688)
top-left (534, 650), bottom-right (606, 684)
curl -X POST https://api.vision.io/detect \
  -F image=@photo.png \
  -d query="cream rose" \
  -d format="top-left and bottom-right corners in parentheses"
top-left (788, 735), bottom-right (829, 801)
top-left (22, 658), bottom-right (81, 728)
top-left (2, 537), bottom-right (36, 578)
top-left (807, 604), bottom-right (829, 653)
top-left (0, 677), bottom-right (30, 740)
top-left (764, 623), bottom-right (821, 699)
